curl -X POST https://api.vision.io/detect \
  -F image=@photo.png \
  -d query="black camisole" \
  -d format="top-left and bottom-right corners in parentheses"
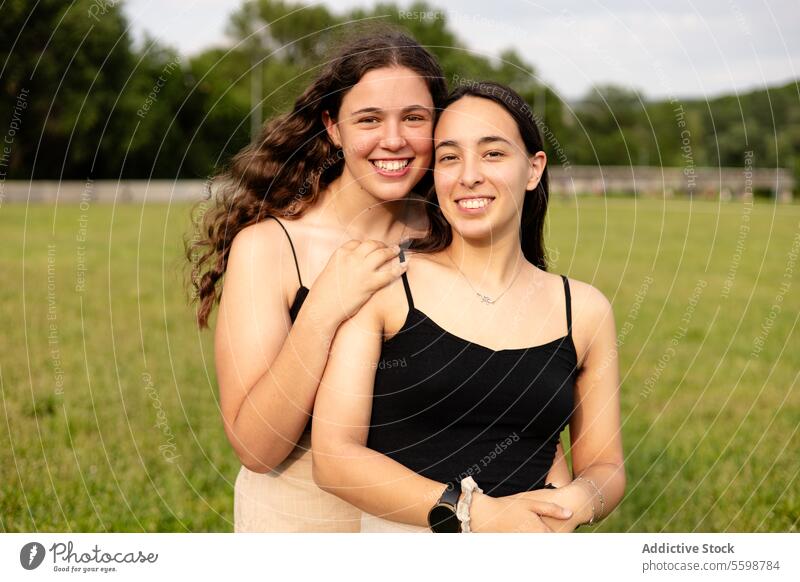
top-left (366, 270), bottom-right (579, 497)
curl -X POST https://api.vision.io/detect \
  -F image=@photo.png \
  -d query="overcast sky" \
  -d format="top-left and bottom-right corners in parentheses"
top-left (123, 0), bottom-right (799, 100)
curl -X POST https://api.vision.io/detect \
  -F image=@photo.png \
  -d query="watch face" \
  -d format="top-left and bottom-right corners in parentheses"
top-left (428, 504), bottom-right (461, 533)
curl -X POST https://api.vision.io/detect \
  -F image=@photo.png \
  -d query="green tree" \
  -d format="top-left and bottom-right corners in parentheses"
top-left (0, 0), bottom-right (138, 178)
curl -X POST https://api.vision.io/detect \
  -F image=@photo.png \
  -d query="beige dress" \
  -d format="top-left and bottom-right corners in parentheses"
top-left (234, 430), bottom-right (361, 532)
top-left (360, 513), bottom-right (429, 532)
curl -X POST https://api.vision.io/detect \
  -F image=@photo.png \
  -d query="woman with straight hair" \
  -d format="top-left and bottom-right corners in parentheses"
top-left (312, 81), bottom-right (625, 532)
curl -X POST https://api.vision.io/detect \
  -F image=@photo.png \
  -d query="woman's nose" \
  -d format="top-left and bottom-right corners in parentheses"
top-left (379, 122), bottom-right (407, 151)
top-left (459, 154), bottom-right (484, 188)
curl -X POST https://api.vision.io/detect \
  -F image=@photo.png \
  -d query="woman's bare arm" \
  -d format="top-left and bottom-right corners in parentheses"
top-left (515, 282), bottom-right (626, 531)
top-left (215, 222), bottom-right (339, 472)
top-left (215, 222), bottom-right (405, 473)
top-left (563, 283), bottom-right (626, 524)
top-left (310, 293), bottom-right (445, 524)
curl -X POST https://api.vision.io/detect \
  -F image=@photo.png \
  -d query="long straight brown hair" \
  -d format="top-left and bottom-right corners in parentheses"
top-left (409, 81), bottom-right (550, 270)
top-left (187, 26), bottom-right (447, 328)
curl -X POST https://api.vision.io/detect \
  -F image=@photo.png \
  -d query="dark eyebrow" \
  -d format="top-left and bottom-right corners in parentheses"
top-left (350, 105), bottom-right (432, 116)
top-left (478, 135), bottom-right (513, 146)
top-left (435, 135), bottom-right (513, 150)
top-left (350, 107), bottom-right (381, 116)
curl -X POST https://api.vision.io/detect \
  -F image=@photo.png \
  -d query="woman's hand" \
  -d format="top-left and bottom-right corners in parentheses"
top-left (469, 492), bottom-right (573, 533)
top-left (306, 239), bottom-right (407, 328)
top-left (504, 484), bottom-right (592, 533)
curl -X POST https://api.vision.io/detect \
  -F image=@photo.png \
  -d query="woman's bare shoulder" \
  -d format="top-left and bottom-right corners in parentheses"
top-left (401, 248), bottom-right (440, 264)
top-left (225, 218), bottom-right (297, 295)
top-left (358, 251), bottom-right (435, 338)
top-left (562, 275), bottom-right (615, 332)
top-left (230, 217), bottom-right (287, 255)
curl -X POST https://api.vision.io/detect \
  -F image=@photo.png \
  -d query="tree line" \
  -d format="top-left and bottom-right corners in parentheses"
top-left (1, 0), bottom-right (797, 189)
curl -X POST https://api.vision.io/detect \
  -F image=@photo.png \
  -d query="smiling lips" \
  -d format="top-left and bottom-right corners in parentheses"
top-left (455, 196), bottom-right (495, 212)
top-left (371, 158), bottom-right (413, 176)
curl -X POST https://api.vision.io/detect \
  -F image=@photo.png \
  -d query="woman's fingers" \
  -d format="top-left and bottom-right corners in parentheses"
top-left (354, 239), bottom-right (386, 257)
top-left (528, 501), bottom-right (572, 520)
top-left (372, 257), bottom-right (408, 289)
top-left (319, 239), bottom-right (408, 317)
top-left (365, 243), bottom-right (402, 269)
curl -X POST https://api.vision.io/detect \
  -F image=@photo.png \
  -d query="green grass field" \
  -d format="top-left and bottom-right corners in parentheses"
top-left (1, 197), bottom-right (798, 532)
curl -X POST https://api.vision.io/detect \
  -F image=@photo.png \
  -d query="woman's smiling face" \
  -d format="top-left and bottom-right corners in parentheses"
top-left (433, 95), bottom-right (545, 241)
top-left (323, 66), bottom-right (434, 202)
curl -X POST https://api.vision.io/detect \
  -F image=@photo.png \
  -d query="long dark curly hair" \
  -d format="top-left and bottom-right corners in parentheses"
top-left (187, 26), bottom-right (447, 328)
top-left (408, 81), bottom-right (550, 270)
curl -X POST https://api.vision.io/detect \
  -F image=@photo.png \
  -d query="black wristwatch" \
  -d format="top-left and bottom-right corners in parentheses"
top-left (427, 481), bottom-right (462, 533)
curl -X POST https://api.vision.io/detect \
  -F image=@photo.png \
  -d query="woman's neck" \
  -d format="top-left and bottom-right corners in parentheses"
top-left (443, 230), bottom-right (526, 291)
top-left (319, 174), bottom-right (410, 242)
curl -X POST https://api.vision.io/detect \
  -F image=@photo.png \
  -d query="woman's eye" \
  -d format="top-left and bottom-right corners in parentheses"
top-left (485, 150), bottom-right (505, 158)
top-left (405, 115), bottom-right (425, 122)
top-left (438, 154), bottom-right (457, 162)
top-left (358, 117), bottom-right (379, 124)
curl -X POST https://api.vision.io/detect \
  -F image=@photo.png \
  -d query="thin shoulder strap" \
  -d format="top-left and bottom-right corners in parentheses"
top-left (400, 271), bottom-right (415, 311)
top-left (561, 274), bottom-right (573, 335)
top-left (264, 215), bottom-right (304, 287)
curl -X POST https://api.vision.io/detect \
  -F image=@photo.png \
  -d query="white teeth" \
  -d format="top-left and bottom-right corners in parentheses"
top-left (458, 198), bottom-right (492, 209)
top-left (373, 159), bottom-right (410, 171)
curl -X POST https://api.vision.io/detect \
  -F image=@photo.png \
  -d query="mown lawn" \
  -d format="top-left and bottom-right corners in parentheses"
top-left (1, 196), bottom-right (798, 532)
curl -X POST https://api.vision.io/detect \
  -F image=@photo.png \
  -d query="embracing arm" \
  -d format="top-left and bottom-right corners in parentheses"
top-left (310, 296), bottom-right (447, 525)
top-left (215, 223), bottom-right (340, 473)
top-left (217, 225), bottom-right (407, 473)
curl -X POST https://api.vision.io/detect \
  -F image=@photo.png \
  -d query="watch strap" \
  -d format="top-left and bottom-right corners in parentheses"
top-left (439, 480), bottom-right (461, 508)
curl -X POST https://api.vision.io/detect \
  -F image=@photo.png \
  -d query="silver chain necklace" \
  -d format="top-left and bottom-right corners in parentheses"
top-left (444, 250), bottom-right (524, 305)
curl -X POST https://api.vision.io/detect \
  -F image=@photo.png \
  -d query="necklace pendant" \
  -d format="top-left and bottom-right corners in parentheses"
top-left (479, 293), bottom-right (495, 304)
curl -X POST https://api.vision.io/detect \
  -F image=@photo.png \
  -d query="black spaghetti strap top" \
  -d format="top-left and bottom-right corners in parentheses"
top-left (264, 216), bottom-right (308, 322)
top-left (367, 271), bottom-right (578, 497)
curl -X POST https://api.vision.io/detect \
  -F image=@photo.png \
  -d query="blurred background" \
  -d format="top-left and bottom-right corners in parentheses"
top-left (1, 0), bottom-right (798, 532)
